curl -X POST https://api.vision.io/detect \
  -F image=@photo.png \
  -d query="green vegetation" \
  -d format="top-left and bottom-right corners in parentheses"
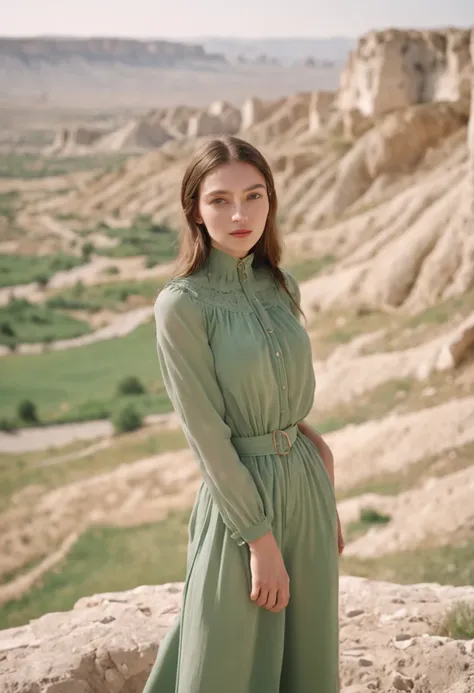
top-left (93, 215), bottom-right (179, 264)
top-left (0, 191), bottom-right (19, 220)
top-left (0, 512), bottom-right (190, 629)
top-left (437, 602), bottom-right (474, 640)
top-left (117, 375), bottom-right (146, 396)
top-left (17, 399), bottom-right (38, 424)
top-left (0, 152), bottom-right (131, 179)
top-left (0, 298), bottom-right (91, 347)
top-left (0, 252), bottom-right (85, 288)
top-left (0, 321), bottom-right (171, 425)
top-left (345, 507), bottom-right (391, 542)
top-left (341, 540), bottom-right (474, 587)
top-left (287, 254), bottom-right (336, 283)
top-left (46, 277), bottom-right (164, 313)
top-left (112, 403), bottom-right (144, 434)
top-left (337, 442), bottom-right (474, 502)
top-left (360, 286), bottom-right (474, 356)
top-left (0, 426), bottom-right (188, 510)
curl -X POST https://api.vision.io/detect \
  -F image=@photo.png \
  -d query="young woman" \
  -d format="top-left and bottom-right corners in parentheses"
top-left (143, 135), bottom-right (343, 693)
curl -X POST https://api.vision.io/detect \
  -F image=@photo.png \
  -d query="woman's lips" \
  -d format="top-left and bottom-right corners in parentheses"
top-left (230, 229), bottom-right (252, 238)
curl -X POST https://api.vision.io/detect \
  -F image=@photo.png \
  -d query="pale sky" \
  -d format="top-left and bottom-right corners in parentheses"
top-left (0, 0), bottom-right (473, 39)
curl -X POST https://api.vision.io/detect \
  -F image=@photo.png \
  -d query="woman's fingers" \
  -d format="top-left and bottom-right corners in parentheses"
top-left (265, 589), bottom-right (278, 610)
top-left (256, 587), bottom-right (270, 607)
top-left (269, 587), bottom-right (290, 612)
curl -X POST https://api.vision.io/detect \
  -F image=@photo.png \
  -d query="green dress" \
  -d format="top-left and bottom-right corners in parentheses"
top-left (143, 246), bottom-right (339, 693)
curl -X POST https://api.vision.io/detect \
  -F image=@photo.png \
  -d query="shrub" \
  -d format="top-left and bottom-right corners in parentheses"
top-left (359, 507), bottom-right (391, 525)
top-left (145, 256), bottom-right (158, 269)
top-left (0, 417), bottom-right (18, 432)
top-left (0, 321), bottom-right (15, 337)
top-left (117, 375), bottom-right (146, 396)
top-left (82, 242), bottom-right (95, 260)
top-left (17, 399), bottom-right (38, 423)
top-left (34, 273), bottom-right (49, 288)
top-left (112, 404), bottom-right (143, 434)
top-left (437, 602), bottom-right (474, 640)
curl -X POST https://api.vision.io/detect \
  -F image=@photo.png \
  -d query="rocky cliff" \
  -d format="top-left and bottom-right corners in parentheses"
top-left (338, 28), bottom-right (472, 116)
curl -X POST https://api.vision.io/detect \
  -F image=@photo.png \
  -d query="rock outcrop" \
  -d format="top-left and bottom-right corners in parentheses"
top-left (338, 28), bottom-right (472, 117)
top-left (1, 579), bottom-right (474, 693)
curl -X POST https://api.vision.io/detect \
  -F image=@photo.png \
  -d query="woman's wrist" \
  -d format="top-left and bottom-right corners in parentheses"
top-left (248, 530), bottom-right (274, 551)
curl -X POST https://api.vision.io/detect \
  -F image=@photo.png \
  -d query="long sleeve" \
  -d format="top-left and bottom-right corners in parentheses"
top-left (154, 284), bottom-right (272, 546)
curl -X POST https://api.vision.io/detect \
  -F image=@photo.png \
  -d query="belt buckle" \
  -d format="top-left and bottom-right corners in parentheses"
top-left (272, 429), bottom-right (291, 456)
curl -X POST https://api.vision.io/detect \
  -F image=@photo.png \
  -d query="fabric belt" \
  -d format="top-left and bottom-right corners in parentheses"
top-left (231, 423), bottom-right (299, 457)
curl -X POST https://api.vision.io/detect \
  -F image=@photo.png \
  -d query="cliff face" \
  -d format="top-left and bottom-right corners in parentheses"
top-left (0, 37), bottom-right (224, 66)
top-left (338, 28), bottom-right (472, 116)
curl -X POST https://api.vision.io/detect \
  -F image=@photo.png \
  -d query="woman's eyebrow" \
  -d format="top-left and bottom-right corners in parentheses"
top-left (204, 183), bottom-right (266, 197)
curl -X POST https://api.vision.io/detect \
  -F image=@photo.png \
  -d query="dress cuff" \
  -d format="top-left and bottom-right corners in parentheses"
top-left (231, 518), bottom-right (273, 546)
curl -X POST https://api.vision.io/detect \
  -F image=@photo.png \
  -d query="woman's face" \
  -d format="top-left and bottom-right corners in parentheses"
top-left (196, 160), bottom-right (270, 259)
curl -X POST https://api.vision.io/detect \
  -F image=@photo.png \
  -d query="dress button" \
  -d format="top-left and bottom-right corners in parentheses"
top-left (275, 352), bottom-right (280, 357)
top-left (267, 329), bottom-right (273, 334)
top-left (281, 410), bottom-right (286, 414)
top-left (281, 385), bottom-right (286, 390)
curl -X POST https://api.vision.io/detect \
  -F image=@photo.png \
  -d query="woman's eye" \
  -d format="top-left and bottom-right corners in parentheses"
top-left (211, 198), bottom-right (226, 204)
top-left (248, 192), bottom-right (262, 200)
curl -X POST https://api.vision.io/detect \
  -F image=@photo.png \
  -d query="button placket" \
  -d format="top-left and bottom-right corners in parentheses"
top-left (237, 262), bottom-right (290, 424)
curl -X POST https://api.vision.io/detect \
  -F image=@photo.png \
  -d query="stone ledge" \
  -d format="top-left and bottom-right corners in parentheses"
top-left (1, 577), bottom-right (474, 692)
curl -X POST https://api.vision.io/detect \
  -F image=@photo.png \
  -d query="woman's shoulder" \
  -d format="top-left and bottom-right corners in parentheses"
top-left (154, 278), bottom-right (201, 315)
top-left (280, 268), bottom-right (301, 305)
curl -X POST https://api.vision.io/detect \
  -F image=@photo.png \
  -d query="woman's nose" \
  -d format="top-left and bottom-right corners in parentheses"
top-left (232, 206), bottom-right (248, 222)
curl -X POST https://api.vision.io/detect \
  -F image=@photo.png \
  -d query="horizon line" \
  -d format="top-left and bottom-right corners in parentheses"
top-left (0, 25), bottom-right (471, 42)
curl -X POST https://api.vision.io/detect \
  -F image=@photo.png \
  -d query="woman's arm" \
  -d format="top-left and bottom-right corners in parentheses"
top-left (155, 285), bottom-right (272, 546)
top-left (297, 420), bottom-right (344, 556)
top-left (297, 420), bottom-right (335, 487)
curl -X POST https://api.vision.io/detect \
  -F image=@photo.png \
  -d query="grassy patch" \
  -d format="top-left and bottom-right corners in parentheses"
top-left (437, 602), bottom-right (474, 640)
top-left (361, 286), bottom-right (474, 356)
top-left (0, 511), bottom-right (190, 629)
top-left (46, 277), bottom-right (165, 313)
top-left (93, 216), bottom-right (179, 264)
top-left (311, 369), bottom-right (470, 438)
top-left (337, 441), bottom-right (474, 501)
top-left (287, 254), bottom-right (336, 283)
top-left (0, 191), bottom-right (20, 221)
top-left (308, 307), bottom-right (393, 359)
top-left (0, 152), bottom-right (131, 179)
top-left (0, 252), bottom-right (85, 288)
top-left (0, 321), bottom-right (172, 425)
top-left (0, 298), bottom-right (91, 347)
top-left (340, 539), bottom-right (474, 587)
top-left (0, 426), bottom-right (188, 511)
top-left (310, 378), bottom-right (414, 435)
top-left (345, 507), bottom-right (391, 542)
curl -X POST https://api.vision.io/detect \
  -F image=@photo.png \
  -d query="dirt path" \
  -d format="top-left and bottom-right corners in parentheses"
top-left (0, 412), bottom-right (180, 454)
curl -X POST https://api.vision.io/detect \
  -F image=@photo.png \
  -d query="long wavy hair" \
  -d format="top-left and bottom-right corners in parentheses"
top-left (174, 135), bottom-right (303, 317)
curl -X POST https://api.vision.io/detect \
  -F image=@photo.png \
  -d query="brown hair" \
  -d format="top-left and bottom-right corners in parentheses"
top-left (174, 135), bottom-right (303, 317)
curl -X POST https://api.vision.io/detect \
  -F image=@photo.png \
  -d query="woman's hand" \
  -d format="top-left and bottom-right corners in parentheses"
top-left (337, 512), bottom-right (344, 556)
top-left (247, 532), bottom-right (290, 613)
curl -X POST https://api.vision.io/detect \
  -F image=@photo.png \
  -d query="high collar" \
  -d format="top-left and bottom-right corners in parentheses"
top-left (206, 246), bottom-right (255, 281)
